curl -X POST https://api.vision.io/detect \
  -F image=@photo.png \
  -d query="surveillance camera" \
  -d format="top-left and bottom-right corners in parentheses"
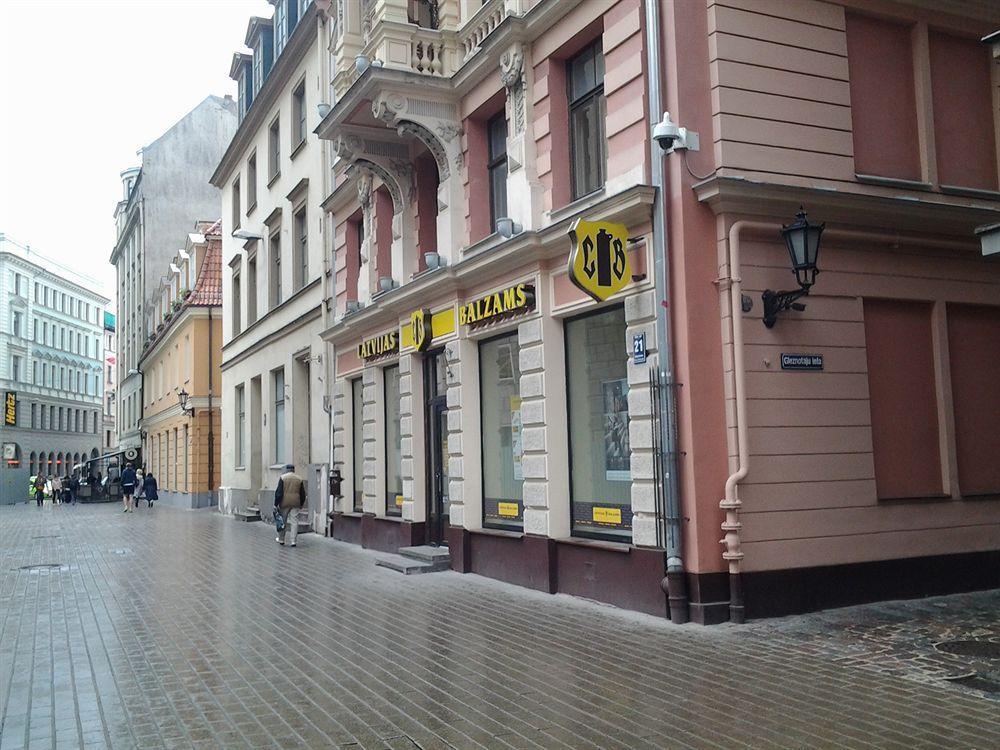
top-left (652, 112), bottom-right (699, 154)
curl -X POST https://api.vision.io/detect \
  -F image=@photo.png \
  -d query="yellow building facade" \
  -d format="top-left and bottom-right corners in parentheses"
top-left (138, 223), bottom-right (223, 508)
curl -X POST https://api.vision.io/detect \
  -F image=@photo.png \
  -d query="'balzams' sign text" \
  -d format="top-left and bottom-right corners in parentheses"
top-left (358, 332), bottom-right (398, 361)
top-left (459, 283), bottom-right (535, 327)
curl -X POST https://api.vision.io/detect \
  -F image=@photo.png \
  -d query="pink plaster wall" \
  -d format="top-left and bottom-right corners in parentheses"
top-left (374, 186), bottom-right (393, 283)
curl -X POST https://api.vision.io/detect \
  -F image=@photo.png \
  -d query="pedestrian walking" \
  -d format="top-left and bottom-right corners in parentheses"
top-left (136, 466), bottom-right (146, 503)
top-left (120, 463), bottom-right (137, 512)
top-left (142, 471), bottom-right (158, 508)
top-left (50, 474), bottom-right (62, 505)
top-left (33, 474), bottom-right (45, 507)
top-left (274, 464), bottom-right (306, 547)
top-left (69, 474), bottom-right (80, 505)
top-left (61, 475), bottom-right (72, 505)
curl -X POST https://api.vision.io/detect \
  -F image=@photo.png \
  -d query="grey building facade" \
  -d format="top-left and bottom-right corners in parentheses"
top-left (0, 236), bottom-right (108, 504)
top-left (110, 95), bottom-right (237, 457)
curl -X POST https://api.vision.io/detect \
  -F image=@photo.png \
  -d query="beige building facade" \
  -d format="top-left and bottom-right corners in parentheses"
top-left (138, 224), bottom-right (223, 508)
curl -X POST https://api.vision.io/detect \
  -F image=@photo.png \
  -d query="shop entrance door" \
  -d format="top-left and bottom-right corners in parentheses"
top-left (425, 351), bottom-right (449, 546)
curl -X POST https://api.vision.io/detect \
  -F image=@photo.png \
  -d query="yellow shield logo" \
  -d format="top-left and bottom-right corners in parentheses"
top-left (411, 308), bottom-right (432, 352)
top-left (567, 219), bottom-right (631, 302)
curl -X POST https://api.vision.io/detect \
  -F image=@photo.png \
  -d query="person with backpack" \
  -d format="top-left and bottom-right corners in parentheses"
top-left (274, 464), bottom-right (306, 547)
top-left (33, 474), bottom-right (45, 507)
top-left (142, 471), bottom-right (158, 508)
top-left (120, 463), bottom-right (137, 512)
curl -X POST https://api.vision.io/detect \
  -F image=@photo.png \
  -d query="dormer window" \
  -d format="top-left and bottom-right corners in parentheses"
top-left (274, 0), bottom-right (288, 56)
top-left (252, 40), bottom-right (264, 97)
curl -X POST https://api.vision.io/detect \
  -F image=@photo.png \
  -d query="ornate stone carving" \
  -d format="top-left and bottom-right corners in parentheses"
top-left (333, 134), bottom-right (364, 162)
top-left (389, 159), bottom-right (415, 202)
top-left (500, 44), bottom-right (526, 136)
top-left (355, 170), bottom-right (372, 208)
top-left (435, 123), bottom-right (461, 142)
top-left (396, 120), bottom-right (450, 180)
top-left (371, 92), bottom-right (407, 126)
top-left (356, 160), bottom-right (403, 215)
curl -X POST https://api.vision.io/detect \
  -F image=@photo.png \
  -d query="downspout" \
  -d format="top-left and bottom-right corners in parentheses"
top-left (721, 220), bottom-right (780, 624)
top-left (645, 0), bottom-right (688, 623)
top-left (207, 305), bottom-right (215, 504)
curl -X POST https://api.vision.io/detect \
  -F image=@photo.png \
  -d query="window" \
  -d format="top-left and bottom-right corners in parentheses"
top-left (247, 152), bottom-right (258, 211)
top-left (232, 177), bottom-right (241, 230)
top-left (236, 384), bottom-right (246, 468)
top-left (247, 253), bottom-right (258, 325)
top-left (480, 332), bottom-right (523, 529)
top-left (568, 42), bottom-right (606, 199)
top-left (352, 378), bottom-right (364, 512)
top-left (12, 311), bottom-right (21, 338)
top-left (294, 207), bottom-right (308, 290)
top-left (845, 14), bottom-right (921, 181)
top-left (273, 369), bottom-right (286, 463)
top-left (566, 306), bottom-right (631, 541)
top-left (30, 403), bottom-right (36, 429)
top-left (292, 80), bottom-right (307, 150)
top-left (11, 356), bottom-right (20, 382)
top-left (231, 265), bottom-right (242, 336)
top-left (947, 304), bottom-right (1000, 495)
top-left (384, 365), bottom-right (402, 516)
top-left (253, 38), bottom-right (265, 97)
top-left (864, 299), bottom-right (942, 499)
top-left (274, 0), bottom-right (288, 56)
top-left (269, 229), bottom-right (282, 308)
top-left (34, 283), bottom-right (39, 303)
top-left (268, 116), bottom-right (281, 182)
top-left (487, 113), bottom-right (508, 231)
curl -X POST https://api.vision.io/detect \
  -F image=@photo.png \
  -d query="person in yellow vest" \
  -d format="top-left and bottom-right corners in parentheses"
top-left (274, 464), bottom-right (306, 547)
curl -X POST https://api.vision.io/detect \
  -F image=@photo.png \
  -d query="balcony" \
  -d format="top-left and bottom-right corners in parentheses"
top-left (332, 0), bottom-right (520, 98)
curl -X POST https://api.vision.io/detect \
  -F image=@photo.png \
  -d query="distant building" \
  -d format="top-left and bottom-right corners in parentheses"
top-left (102, 311), bottom-right (116, 453)
top-left (0, 234), bottom-right (108, 503)
top-left (137, 223), bottom-right (223, 508)
top-left (110, 95), bottom-right (237, 463)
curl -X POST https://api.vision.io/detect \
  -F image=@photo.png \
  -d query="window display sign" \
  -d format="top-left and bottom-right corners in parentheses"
top-left (781, 353), bottom-right (823, 371)
top-left (358, 331), bottom-right (398, 361)
top-left (4, 392), bottom-right (16, 426)
top-left (568, 219), bottom-right (631, 302)
top-left (460, 283), bottom-right (535, 328)
top-left (602, 379), bottom-right (630, 481)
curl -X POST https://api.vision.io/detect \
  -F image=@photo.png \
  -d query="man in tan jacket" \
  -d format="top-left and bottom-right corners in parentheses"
top-left (274, 464), bottom-right (306, 547)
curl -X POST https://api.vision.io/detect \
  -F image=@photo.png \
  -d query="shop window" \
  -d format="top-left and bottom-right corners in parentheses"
top-left (845, 14), bottom-right (921, 181)
top-left (568, 41), bottom-right (606, 200)
top-left (352, 378), bottom-right (364, 512)
top-left (947, 304), bottom-right (1000, 495)
top-left (565, 306), bottom-right (632, 541)
top-left (384, 365), bottom-right (402, 516)
top-left (863, 299), bottom-right (941, 499)
top-left (480, 332), bottom-right (523, 530)
top-left (929, 31), bottom-right (998, 191)
top-left (487, 113), bottom-right (508, 231)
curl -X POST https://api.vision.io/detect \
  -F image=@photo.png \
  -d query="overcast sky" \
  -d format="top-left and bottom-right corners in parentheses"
top-left (0, 0), bottom-right (272, 299)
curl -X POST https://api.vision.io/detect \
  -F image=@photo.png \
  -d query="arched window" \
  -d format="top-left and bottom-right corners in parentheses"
top-left (29, 451), bottom-right (36, 475)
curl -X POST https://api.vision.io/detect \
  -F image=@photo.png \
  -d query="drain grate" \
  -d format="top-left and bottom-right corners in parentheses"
top-left (18, 563), bottom-right (66, 572)
top-left (31, 535), bottom-right (61, 540)
top-left (935, 640), bottom-right (1000, 659)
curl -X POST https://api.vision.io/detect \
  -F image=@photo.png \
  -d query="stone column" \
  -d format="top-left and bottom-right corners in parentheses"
top-left (331, 377), bottom-right (349, 513)
top-left (361, 364), bottom-right (385, 515)
top-left (518, 294), bottom-right (569, 539)
top-left (445, 336), bottom-right (481, 530)
top-left (399, 352), bottom-right (426, 522)
top-left (625, 289), bottom-right (658, 547)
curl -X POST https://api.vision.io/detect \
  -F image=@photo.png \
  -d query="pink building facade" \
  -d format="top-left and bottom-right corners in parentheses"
top-left (317, 0), bottom-right (1000, 622)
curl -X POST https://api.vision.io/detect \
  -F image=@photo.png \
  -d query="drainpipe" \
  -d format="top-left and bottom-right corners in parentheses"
top-left (207, 305), bottom-right (215, 504)
top-left (645, 0), bottom-right (688, 623)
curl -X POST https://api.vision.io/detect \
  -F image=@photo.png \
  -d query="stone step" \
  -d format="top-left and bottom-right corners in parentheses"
top-left (399, 545), bottom-right (451, 566)
top-left (235, 507), bottom-right (261, 522)
top-left (374, 553), bottom-right (443, 575)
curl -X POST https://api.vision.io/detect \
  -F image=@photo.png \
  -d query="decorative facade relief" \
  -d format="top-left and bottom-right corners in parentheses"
top-left (499, 44), bottom-right (526, 138)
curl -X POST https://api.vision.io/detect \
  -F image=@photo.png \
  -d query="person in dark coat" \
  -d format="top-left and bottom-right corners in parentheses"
top-left (33, 474), bottom-right (46, 507)
top-left (142, 471), bottom-right (159, 508)
top-left (120, 463), bottom-right (137, 512)
top-left (68, 474), bottom-right (80, 505)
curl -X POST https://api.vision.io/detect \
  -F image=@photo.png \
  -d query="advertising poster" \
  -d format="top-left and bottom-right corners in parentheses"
top-left (602, 379), bottom-right (630, 481)
top-left (510, 395), bottom-right (523, 481)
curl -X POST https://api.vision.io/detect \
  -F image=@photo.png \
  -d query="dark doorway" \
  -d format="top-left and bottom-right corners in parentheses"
top-left (424, 350), bottom-right (449, 545)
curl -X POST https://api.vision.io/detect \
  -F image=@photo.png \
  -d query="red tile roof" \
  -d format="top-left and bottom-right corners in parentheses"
top-left (187, 233), bottom-right (222, 307)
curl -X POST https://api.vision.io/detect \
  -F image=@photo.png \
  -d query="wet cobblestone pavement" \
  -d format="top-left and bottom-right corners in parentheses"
top-left (1, 503), bottom-right (998, 749)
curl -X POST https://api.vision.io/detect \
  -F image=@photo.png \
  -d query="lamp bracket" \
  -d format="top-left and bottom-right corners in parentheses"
top-left (762, 287), bottom-right (809, 328)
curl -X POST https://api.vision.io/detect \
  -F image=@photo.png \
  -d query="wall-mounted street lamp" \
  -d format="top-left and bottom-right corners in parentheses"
top-left (762, 208), bottom-right (824, 328)
top-left (177, 388), bottom-right (195, 417)
top-left (232, 229), bottom-right (263, 242)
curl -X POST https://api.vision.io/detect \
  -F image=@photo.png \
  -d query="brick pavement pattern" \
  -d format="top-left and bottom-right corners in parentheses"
top-left (1, 503), bottom-right (998, 750)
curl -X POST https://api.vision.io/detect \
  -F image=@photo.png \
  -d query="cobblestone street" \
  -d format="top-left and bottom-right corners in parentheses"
top-left (1, 504), bottom-right (998, 750)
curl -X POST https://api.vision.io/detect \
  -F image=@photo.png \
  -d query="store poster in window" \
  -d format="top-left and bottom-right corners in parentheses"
top-left (602, 378), bottom-right (630, 481)
top-left (510, 395), bottom-right (523, 481)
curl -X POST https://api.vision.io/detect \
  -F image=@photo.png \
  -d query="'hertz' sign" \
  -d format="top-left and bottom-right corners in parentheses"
top-left (459, 283), bottom-right (535, 328)
top-left (4, 392), bottom-right (16, 426)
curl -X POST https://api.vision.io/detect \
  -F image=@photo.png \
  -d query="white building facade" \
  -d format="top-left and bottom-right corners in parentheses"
top-left (0, 235), bottom-right (108, 503)
top-left (215, 0), bottom-right (330, 526)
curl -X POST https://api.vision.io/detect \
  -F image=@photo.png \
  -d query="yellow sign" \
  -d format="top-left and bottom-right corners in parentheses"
top-left (410, 308), bottom-right (432, 352)
top-left (400, 308), bottom-right (456, 349)
top-left (395, 494), bottom-right (404, 507)
top-left (498, 502), bottom-right (519, 518)
top-left (358, 331), bottom-right (398, 361)
top-left (568, 219), bottom-right (631, 302)
top-left (4, 392), bottom-right (16, 426)
top-left (459, 283), bottom-right (535, 327)
top-left (592, 506), bottom-right (622, 525)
